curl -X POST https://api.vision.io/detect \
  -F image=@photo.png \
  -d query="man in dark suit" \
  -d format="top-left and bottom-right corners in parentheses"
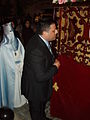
top-left (21, 18), bottom-right (60, 120)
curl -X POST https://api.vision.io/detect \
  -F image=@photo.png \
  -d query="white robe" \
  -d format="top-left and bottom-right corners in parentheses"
top-left (0, 22), bottom-right (27, 109)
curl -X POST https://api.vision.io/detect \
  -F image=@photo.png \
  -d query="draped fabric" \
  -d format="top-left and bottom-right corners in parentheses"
top-left (51, 55), bottom-right (90, 120)
top-left (0, 22), bottom-right (27, 109)
top-left (50, 5), bottom-right (90, 120)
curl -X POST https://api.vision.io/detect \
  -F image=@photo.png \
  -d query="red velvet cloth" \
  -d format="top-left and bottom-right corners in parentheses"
top-left (50, 55), bottom-right (90, 120)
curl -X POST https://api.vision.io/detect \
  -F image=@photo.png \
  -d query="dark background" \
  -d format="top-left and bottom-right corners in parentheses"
top-left (0, 0), bottom-right (53, 17)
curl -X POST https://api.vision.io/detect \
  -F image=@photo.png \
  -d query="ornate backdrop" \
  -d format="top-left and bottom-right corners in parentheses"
top-left (59, 5), bottom-right (90, 66)
top-left (50, 4), bottom-right (90, 120)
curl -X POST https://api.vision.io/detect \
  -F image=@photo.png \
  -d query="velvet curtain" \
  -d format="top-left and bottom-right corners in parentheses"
top-left (50, 5), bottom-right (90, 120)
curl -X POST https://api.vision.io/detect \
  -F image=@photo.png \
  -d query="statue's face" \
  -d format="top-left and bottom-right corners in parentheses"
top-left (3, 22), bottom-right (13, 35)
top-left (3, 22), bottom-right (14, 40)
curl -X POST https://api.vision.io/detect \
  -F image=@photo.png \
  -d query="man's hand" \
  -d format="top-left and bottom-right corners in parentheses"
top-left (53, 59), bottom-right (60, 69)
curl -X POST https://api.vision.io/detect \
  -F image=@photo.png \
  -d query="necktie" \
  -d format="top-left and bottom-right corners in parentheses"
top-left (47, 42), bottom-right (53, 55)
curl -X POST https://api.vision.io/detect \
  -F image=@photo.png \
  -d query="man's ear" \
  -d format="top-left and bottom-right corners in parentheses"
top-left (42, 31), bottom-right (48, 40)
top-left (43, 31), bottom-right (48, 36)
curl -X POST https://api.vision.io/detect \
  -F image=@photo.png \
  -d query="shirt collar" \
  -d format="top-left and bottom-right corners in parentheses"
top-left (39, 35), bottom-right (49, 47)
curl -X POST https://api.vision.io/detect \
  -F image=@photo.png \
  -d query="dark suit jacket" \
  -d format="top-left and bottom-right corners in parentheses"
top-left (21, 34), bottom-right (58, 102)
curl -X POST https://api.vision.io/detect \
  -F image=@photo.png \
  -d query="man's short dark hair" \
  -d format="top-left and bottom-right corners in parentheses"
top-left (36, 18), bottom-right (56, 35)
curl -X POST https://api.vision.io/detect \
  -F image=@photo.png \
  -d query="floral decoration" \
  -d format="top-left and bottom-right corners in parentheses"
top-left (52, 0), bottom-right (87, 4)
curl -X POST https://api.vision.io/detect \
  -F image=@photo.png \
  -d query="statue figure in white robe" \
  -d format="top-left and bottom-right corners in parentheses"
top-left (0, 22), bottom-right (27, 109)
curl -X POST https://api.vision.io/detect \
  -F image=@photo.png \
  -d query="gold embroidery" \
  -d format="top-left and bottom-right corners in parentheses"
top-left (53, 82), bottom-right (59, 92)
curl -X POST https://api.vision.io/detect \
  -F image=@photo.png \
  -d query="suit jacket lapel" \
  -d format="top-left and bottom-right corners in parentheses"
top-left (37, 35), bottom-right (55, 63)
top-left (38, 35), bottom-right (54, 56)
